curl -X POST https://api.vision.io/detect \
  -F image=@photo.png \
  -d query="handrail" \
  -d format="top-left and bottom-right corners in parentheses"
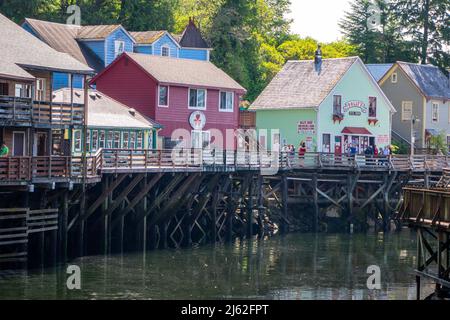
top-left (0, 151), bottom-right (449, 183)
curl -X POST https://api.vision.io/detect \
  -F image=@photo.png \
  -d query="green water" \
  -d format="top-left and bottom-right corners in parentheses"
top-left (0, 231), bottom-right (434, 300)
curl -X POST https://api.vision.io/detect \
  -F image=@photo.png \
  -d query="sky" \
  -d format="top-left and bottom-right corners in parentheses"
top-left (288, 0), bottom-right (352, 43)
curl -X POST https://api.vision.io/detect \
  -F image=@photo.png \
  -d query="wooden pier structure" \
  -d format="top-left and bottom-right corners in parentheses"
top-left (398, 169), bottom-right (450, 300)
top-left (1, 149), bottom-right (449, 269)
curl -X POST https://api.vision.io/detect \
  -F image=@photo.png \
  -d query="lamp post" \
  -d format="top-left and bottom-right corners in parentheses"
top-left (410, 115), bottom-right (420, 156)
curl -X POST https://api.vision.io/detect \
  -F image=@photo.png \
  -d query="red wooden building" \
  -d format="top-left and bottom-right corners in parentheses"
top-left (91, 53), bottom-right (246, 149)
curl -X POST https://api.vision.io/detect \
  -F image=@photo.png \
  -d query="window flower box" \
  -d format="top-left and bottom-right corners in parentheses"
top-left (368, 118), bottom-right (379, 125)
top-left (333, 113), bottom-right (344, 124)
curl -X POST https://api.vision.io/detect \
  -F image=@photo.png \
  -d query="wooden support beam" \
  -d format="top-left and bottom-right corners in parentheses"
top-left (247, 174), bottom-right (254, 238)
top-left (84, 174), bottom-right (127, 220)
top-left (312, 174), bottom-right (319, 232)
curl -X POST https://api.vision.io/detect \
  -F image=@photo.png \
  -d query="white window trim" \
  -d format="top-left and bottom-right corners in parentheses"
top-left (391, 73), bottom-right (398, 83)
top-left (73, 129), bottom-right (82, 152)
top-left (219, 91), bottom-right (234, 113)
top-left (114, 40), bottom-right (125, 58)
top-left (188, 88), bottom-right (207, 110)
top-left (161, 45), bottom-right (171, 57)
top-left (36, 78), bottom-right (46, 101)
top-left (401, 101), bottom-right (413, 121)
top-left (432, 102), bottom-right (439, 123)
top-left (158, 85), bottom-right (169, 107)
top-left (191, 130), bottom-right (211, 149)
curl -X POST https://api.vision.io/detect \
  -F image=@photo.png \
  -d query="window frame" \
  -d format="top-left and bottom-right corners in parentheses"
top-left (73, 129), bottom-right (82, 152)
top-left (333, 95), bottom-right (342, 115)
top-left (113, 131), bottom-right (120, 149)
top-left (161, 45), bottom-right (170, 57)
top-left (188, 88), bottom-right (207, 110)
top-left (36, 78), bottom-right (46, 101)
top-left (91, 130), bottom-right (99, 152)
top-left (219, 91), bottom-right (234, 112)
top-left (391, 73), bottom-right (398, 83)
top-left (432, 102), bottom-right (439, 123)
top-left (401, 101), bottom-right (413, 121)
top-left (114, 40), bottom-right (125, 59)
top-left (368, 96), bottom-right (377, 118)
top-left (158, 85), bottom-right (169, 107)
top-left (99, 130), bottom-right (106, 149)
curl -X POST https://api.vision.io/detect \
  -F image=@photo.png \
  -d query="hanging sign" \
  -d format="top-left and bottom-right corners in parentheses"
top-left (298, 120), bottom-right (316, 134)
top-left (189, 111), bottom-right (206, 130)
top-left (343, 100), bottom-right (367, 114)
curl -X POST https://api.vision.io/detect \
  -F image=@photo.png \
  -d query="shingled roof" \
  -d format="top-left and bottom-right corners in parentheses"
top-left (93, 53), bottom-right (246, 92)
top-left (179, 19), bottom-right (209, 49)
top-left (53, 88), bottom-right (162, 129)
top-left (250, 57), bottom-right (359, 110)
top-left (366, 63), bottom-right (393, 82)
top-left (0, 13), bottom-right (93, 80)
top-left (24, 18), bottom-right (104, 72)
top-left (76, 24), bottom-right (121, 40)
top-left (397, 62), bottom-right (450, 100)
top-left (131, 31), bottom-right (166, 45)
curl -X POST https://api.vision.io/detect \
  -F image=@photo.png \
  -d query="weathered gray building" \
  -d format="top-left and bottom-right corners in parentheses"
top-left (368, 62), bottom-right (450, 151)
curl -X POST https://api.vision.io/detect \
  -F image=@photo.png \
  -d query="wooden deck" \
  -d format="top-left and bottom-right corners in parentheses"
top-left (0, 96), bottom-right (84, 126)
top-left (0, 149), bottom-right (449, 185)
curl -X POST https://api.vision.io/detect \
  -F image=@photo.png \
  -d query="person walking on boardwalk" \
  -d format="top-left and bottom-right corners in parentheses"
top-left (0, 142), bottom-right (9, 157)
top-left (298, 141), bottom-right (307, 167)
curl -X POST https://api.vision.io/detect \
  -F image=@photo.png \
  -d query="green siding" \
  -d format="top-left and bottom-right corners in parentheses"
top-left (317, 61), bottom-right (392, 152)
top-left (256, 109), bottom-right (318, 151)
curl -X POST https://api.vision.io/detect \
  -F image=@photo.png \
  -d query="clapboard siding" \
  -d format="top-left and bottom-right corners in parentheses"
top-left (95, 56), bottom-right (156, 120)
top-left (179, 48), bottom-right (208, 61)
top-left (153, 34), bottom-right (178, 57)
top-left (83, 40), bottom-right (106, 66)
top-left (155, 86), bottom-right (239, 138)
top-left (134, 45), bottom-right (152, 54)
top-left (105, 27), bottom-right (134, 66)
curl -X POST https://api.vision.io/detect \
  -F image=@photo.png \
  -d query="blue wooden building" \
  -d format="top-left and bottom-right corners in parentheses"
top-left (22, 18), bottom-right (211, 91)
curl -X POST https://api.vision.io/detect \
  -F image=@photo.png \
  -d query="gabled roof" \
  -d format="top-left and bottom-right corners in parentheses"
top-left (131, 31), bottom-right (166, 45)
top-left (396, 62), bottom-right (450, 100)
top-left (23, 18), bottom-right (104, 72)
top-left (250, 57), bottom-right (359, 110)
top-left (76, 24), bottom-right (121, 40)
top-left (179, 19), bottom-right (210, 49)
top-left (0, 61), bottom-right (35, 81)
top-left (53, 88), bottom-right (161, 129)
top-left (366, 64), bottom-right (393, 82)
top-left (92, 53), bottom-right (246, 92)
top-left (0, 13), bottom-right (93, 79)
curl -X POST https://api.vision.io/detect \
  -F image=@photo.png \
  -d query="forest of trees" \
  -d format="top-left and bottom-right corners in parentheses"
top-left (0, 0), bottom-right (448, 101)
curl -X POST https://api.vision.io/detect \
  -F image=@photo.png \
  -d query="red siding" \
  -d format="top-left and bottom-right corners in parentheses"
top-left (95, 56), bottom-right (157, 119)
top-left (93, 55), bottom-right (241, 149)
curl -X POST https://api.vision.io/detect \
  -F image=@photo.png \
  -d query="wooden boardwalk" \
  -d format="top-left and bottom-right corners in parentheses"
top-left (398, 169), bottom-right (450, 299)
top-left (0, 149), bottom-right (448, 185)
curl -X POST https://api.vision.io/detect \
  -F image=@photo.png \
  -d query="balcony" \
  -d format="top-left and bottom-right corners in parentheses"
top-left (0, 96), bottom-right (84, 127)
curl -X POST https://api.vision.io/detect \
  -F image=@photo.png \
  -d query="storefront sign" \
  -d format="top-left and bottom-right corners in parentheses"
top-left (376, 135), bottom-right (389, 146)
top-left (189, 111), bottom-right (206, 130)
top-left (298, 120), bottom-right (315, 134)
top-left (343, 100), bottom-right (367, 114)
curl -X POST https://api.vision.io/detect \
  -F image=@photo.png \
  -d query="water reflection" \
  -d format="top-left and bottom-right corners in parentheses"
top-left (0, 231), bottom-right (434, 300)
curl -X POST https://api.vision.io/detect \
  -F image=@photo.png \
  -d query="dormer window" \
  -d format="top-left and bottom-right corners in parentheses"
top-left (333, 95), bottom-right (342, 115)
top-left (391, 73), bottom-right (398, 83)
top-left (114, 40), bottom-right (125, 58)
top-left (161, 45), bottom-right (170, 57)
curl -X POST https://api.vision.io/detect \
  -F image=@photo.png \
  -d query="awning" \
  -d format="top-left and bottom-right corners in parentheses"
top-left (341, 127), bottom-right (373, 135)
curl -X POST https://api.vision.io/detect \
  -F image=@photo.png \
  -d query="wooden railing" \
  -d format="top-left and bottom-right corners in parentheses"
top-left (0, 151), bottom-right (449, 183)
top-left (0, 96), bottom-right (32, 123)
top-left (0, 96), bottom-right (84, 125)
top-left (398, 187), bottom-right (450, 229)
